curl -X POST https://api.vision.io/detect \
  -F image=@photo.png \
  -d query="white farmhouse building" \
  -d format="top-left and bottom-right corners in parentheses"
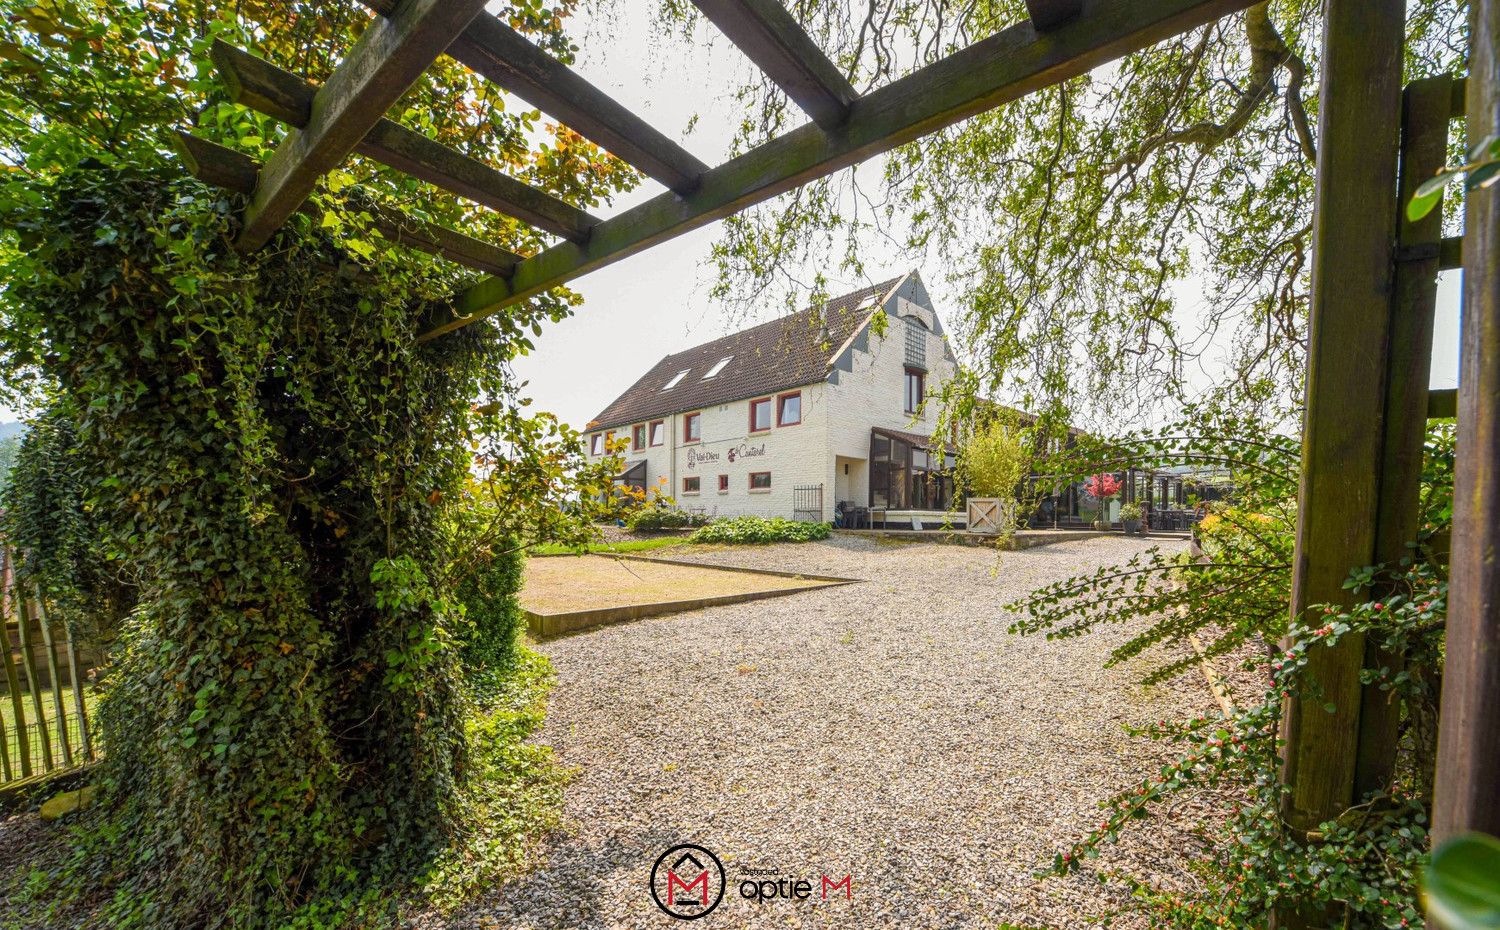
top-left (584, 271), bottom-right (962, 528)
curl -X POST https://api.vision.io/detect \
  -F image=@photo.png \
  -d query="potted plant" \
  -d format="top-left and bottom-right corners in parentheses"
top-left (1084, 472), bottom-right (1120, 530)
top-left (960, 415), bottom-right (1030, 535)
top-left (1119, 502), bottom-right (1144, 535)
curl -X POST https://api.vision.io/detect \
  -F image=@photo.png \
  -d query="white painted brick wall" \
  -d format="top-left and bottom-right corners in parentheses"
top-left (583, 275), bottom-right (957, 523)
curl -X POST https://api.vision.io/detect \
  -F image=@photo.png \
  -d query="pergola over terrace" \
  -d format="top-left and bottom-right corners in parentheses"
top-left (175, 0), bottom-right (1500, 921)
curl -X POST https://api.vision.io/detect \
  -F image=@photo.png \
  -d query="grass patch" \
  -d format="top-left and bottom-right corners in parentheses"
top-left (0, 649), bottom-right (566, 930)
top-left (1, 684), bottom-right (98, 772)
top-left (529, 536), bottom-right (691, 556)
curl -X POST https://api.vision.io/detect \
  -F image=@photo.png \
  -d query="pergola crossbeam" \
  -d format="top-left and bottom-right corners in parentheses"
top-left (690, 0), bottom-right (858, 129)
top-left (236, 0), bottom-right (492, 251)
top-left (1025, 0), bottom-right (1086, 30)
top-left (212, 41), bottom-right (598, 243)
top-left (420, 0), bottom-right (1260, 340)
top-left (361, 0), bottom-right (708, 194)
top-left (177, 133), bottom-right (522, 277)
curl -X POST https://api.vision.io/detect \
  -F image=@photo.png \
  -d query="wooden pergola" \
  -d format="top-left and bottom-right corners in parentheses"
top-left (177, 0), bottom-right (1499, 915)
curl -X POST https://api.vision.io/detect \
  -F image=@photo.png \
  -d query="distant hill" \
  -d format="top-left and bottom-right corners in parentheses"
top-left (0, 421), bottom-right (23, 441)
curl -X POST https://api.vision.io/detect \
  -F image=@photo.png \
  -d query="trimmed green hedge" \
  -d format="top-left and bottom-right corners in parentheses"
top-left (627, 508), bottom-right (709, 531)
top-left (689, 517), bottom-right (831, 545)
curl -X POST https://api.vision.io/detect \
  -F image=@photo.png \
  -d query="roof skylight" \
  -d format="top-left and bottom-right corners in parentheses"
top-left (662, 369), bottom-right (690, 390)
top-left (701, 356), bottom-right (733, 379)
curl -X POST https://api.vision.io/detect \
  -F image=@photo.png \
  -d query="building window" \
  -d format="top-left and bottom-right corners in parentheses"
top-left (750, 397), bottom-right (773, 432)
top-left (749, 471), bottom-right (771, 491)
top-left (684, 412), bottom-right (701, 443)
top-left (718, 474), bottom-right (729, 493)
top-left (683, 476), bottom-right (700, 494)
top-left (702, 356), bottom-right (733, 379)
top-left (777, 391), bottom-right (802, 426)
top-left (904, 368), bottom-right (925, 414)
top-left (649, 420), bottom-right (665, 446)
top-left (590, 434), bottom-right (603, 456)
top-left (631, 424), bottom-right (646, 451)
top-left (663, 369), bottom-right (690, 390)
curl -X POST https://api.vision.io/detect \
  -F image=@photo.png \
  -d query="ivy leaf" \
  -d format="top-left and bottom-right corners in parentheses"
top-left (1424, 833), bottom-right (1500, 929)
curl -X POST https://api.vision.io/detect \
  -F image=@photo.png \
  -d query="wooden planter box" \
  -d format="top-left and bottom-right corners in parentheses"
top-left (967, 498), bottom-right (1007, 535)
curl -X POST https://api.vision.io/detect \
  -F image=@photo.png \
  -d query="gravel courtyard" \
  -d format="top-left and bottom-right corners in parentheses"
top-left (447, 534), bottom-right (1238, 929)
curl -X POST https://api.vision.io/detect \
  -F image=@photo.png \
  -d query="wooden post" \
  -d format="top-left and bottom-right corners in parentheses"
top-left (1433, 0), bottom-right (1500, 845)
top-left (1355, 75), bottom-right (1452, 799)
top-left (1277, 0), bottom-right (1404, 923)
top-left (31, 594), bottom-right (72, 767)
top-left (15, 596), bottom-right (54, 771)
top-left (63, 619), bottom-right (92, 762)
top-left (0, 552), bottom-right (30, 777)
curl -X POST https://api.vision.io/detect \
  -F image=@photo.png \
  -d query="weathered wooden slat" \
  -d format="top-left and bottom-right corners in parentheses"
top-left (30, 595), bottom-right (71, 768)
top-left (15, 597), bottom-right (53, 771)
top-left (1026, 0), bottom-right (1086, 30)
top-left (62, 621), bottom-right (90, 761)
top-left (175, 133), bottom-right (522, 277)
top-left (238, 0), bottom-right (493, 251)
top-left (1428, 387), bottom-right (1458, 419)
top-left (1277, 2), bottom-right (1405, 926)
top-left (210, 41), bottom-right (598, 242)
top-left (1433, 0), bottom-right (1500, 846)
top-left (689, 0), bottom-right (858, 129)
top-left (1359, 74), bottom-right (1451, 800)
top-left (423, 0), bottom-right (1261, 339)
top-left (0, 553), bottom-right (29, 778)
top-left (361, 0), bottom-right (708, 194)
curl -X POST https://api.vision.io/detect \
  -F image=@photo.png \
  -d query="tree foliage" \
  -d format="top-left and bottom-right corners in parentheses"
top-left (647, 0), bottom-right (1466, 425)
top-left (0, 1), bottom-right (638, 925)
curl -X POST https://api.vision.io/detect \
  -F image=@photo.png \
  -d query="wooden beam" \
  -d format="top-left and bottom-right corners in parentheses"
top-left (1358, 75), bottom-right (1452, 801)
top-left (1428, 387), bottom-right (1458, 419)
top-left (237, 0), bottom-right (492, 251)
top-left (1276, 1), bottom-right (1404, 926)
top-left (1433, 0), bottom-right (1500, 846)
top-left (422, 0), bottom-right (1261, 340)
top-left (175, 133), bottom-right (521, 277)
top-left (210, 41), bottom-right (598, 243)
top-left (1026, 0), bottom-right (1086, 30)
top-left (690, 0), bottom-right (858, 129)
top-left (360, 0), bottom-right (708, 194)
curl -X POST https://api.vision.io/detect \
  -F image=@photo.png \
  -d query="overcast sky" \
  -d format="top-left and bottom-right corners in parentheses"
top-left (0, 4), bottom-right (1461, 428)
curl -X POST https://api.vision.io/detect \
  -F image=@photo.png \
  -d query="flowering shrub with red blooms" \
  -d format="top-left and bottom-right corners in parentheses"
top-left (1084, 472), bottom-right (1121, 499)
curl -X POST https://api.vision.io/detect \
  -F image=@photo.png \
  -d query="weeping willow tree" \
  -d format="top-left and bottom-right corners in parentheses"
top-left (647, 0), bottom-right (1466, 426)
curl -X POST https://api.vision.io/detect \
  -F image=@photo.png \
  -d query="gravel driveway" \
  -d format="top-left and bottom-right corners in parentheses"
top-left (441, 535), bottom-right (1235, 929)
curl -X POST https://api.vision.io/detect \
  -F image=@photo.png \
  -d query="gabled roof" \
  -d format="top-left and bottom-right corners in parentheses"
top-left (587, 276), bottom-right (905, 431)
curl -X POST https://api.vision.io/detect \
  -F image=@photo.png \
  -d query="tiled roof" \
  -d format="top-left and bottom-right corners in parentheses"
top-left (587, 277), bottom-right (905, 431)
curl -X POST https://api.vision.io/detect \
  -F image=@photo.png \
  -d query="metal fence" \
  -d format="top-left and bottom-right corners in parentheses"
top-left (1, 546), bottom-right (96, 783)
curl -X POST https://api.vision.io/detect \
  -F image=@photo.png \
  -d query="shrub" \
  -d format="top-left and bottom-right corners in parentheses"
top-left (689, 516), bottom-right (831, 545)
top-left (453, 542), bottom-right (526, 686)
top-left (1117, 502), bottom-right (1143, 521)
top-left (627, 507), bottom-right (708, 531)
top-left (960, 412), bottom-right (1031, 499)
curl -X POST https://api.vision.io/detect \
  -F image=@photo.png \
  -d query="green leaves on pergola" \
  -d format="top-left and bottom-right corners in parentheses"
top-left (181, 0), bottom-right (1259, 341)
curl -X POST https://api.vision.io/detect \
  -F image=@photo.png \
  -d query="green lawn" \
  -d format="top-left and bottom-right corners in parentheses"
top-left (528, 536), bottom-right (692, 557)
top-left (1, 684), bottom-right (98, 774)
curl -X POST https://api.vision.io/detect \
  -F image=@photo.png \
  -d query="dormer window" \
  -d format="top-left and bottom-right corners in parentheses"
top-left (662, 369), bottom-right (690, 390)
top-left (702, 356), bottom-right (733, 379)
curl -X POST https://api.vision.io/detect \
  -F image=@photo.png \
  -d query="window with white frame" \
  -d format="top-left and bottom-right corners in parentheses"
top-left (702, 356), bottom-right (733, 379)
